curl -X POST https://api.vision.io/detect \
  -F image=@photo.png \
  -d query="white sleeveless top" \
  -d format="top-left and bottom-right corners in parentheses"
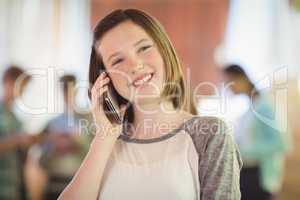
top-left (98, 116), bottom-right (242, 200)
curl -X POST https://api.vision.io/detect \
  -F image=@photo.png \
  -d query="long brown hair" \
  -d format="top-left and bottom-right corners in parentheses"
top-left (89, 9), bottom-right (196, 125)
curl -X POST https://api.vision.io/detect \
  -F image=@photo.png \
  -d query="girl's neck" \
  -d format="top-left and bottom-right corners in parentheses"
top-left (128, 99), bottom-right (187, 139)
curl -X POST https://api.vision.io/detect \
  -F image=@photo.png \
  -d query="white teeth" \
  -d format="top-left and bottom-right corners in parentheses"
top-left (133, 74), bottom-right (152, 87)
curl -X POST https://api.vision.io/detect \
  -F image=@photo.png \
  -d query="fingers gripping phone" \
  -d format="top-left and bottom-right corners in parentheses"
top-left (102, 77), bottom-right (123, 124)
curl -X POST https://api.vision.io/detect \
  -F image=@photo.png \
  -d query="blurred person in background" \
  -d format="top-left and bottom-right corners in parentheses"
top-left (0, 65), bottom-right (38, 200)
top-left (35, 74), bottom-right (93, 200)
top-left (223, 64), bottom-right (289, 200)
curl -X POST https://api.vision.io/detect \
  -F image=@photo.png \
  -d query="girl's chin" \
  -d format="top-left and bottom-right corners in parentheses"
top-left (124, 85), bottom-right (162, 102)
top-left (133, 89), bottom-right (161, 98)
top-left (132, 96), bottom-right (162, 106)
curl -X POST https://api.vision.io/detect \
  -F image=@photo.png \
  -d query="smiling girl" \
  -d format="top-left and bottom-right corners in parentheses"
top-left (59, 9), bottom-right (242, 200)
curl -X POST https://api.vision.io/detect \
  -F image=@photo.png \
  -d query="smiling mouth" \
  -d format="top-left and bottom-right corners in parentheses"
top-left (132, 73), bottom-right (154, 87)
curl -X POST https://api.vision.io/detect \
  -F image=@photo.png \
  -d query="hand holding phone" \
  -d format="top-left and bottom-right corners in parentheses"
top-left (90, 71), bottom-right (126, 138)
top-left (102, 83), bottom-right (123, 124)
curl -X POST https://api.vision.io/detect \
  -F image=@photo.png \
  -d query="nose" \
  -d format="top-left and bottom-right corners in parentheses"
top-left (126, 62), bottom-right (145, 87)
top-left (130, 61), bottom-right (145, 75)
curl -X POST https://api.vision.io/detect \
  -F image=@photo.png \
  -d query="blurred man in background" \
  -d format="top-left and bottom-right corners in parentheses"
top-left (0, 66), bottom-right (38, 200)
top-left (223, 64), bottom-right (289, 200)
top-left (35, 74), bottom-right (93, 200)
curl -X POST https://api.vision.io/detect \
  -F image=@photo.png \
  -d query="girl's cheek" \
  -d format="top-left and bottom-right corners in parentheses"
top-left (114, 63), bottom-right (132, 76)
top-left (111, 74), bottom-right (130, 91)
top-left (143, 50), bottom-right (164, 66)
top-left (143, 51), bottom-right (157, 60)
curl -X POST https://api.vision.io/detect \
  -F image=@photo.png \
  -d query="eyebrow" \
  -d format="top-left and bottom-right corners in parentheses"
top-left (134, 38), bottom-right (149, 47)
top-left (106, 38), bottom-right (150, 63)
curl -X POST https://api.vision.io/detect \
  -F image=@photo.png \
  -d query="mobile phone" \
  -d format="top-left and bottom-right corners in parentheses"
top-left (102, 82), bottom-right (123, 124)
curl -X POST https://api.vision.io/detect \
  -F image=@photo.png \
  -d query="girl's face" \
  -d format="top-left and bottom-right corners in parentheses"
top-left (97, 21), bottom-right (165, 103)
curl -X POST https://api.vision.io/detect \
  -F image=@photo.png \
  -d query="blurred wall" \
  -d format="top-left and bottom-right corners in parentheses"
top-left (90, 0), bottom-right (229, 95)
top-left (0, 0), bottom-right (91, 132)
